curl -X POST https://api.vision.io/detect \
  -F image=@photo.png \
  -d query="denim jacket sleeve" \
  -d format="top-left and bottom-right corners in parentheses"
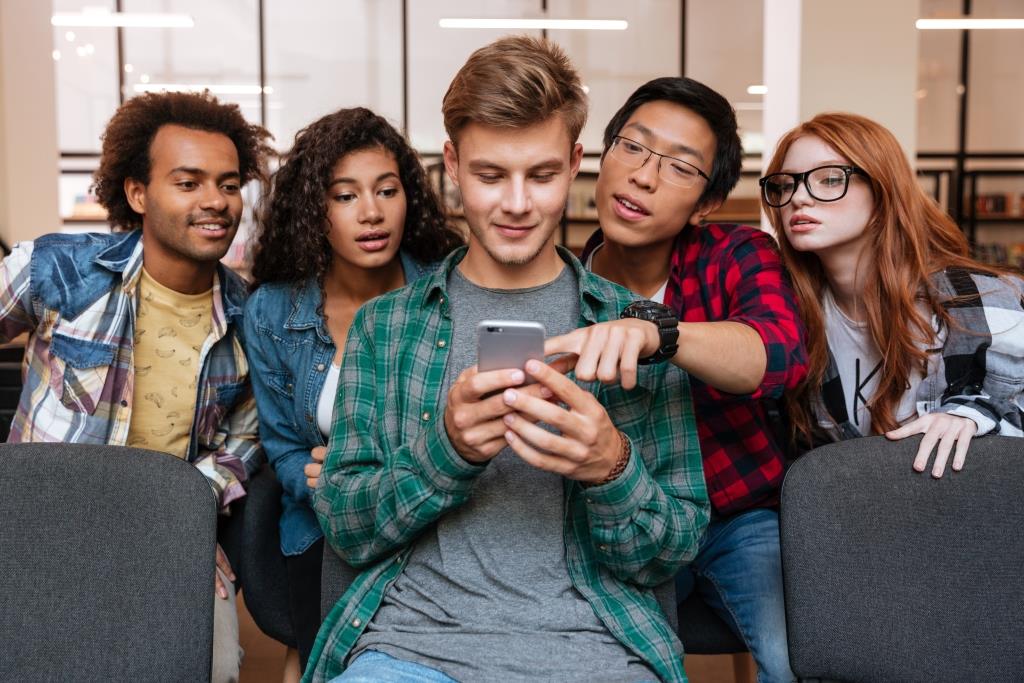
top-left (243, 289), bottom-right (318, 506)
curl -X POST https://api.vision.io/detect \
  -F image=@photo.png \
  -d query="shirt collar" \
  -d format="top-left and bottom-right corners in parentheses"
top-left (284, 279), bottom-right (333, 345)
top-left (284, 249), bottom-right (429, 342)
top-left (97, 229), bottom-right (244, 324)
top-left (420, 245), bottom-right (606, 323)
top-left (94, 230), bottom-right (144, 281)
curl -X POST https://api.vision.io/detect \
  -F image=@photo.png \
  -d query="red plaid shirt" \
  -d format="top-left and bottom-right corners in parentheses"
top-left (583, 223), bottom-right (807, 515)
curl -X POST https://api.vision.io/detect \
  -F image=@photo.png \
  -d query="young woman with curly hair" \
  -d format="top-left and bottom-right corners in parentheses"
top-left (761, 112), bottom-right (1023, 477)
top-left (242, 107), bottom-right (463, 677)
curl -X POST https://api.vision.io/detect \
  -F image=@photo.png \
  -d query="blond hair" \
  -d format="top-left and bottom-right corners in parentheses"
top-left (442, 35), bottom-right (588, 145)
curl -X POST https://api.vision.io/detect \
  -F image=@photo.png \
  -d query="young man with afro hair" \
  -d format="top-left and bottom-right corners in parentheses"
top-left (0, 90), bottom-right (273, 682)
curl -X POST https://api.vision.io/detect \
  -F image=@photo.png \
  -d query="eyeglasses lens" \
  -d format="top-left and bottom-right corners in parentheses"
top-left (809, 167), bottom-right (850, 201)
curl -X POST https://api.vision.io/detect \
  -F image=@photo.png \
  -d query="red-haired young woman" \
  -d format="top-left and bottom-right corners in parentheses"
top-left (761, 112), bottom-right (1023, 475)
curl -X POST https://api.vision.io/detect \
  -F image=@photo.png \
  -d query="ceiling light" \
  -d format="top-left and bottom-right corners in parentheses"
top-left (916, 18), bottom-right (1024, 29)
top-left (747, 85), bottom-right (767, 95)
top-left (51, 12), bottom-right (195, 28)
top-left (133, 83), bottom-right (265, 95)
top-left (439, 18), bottom-right (627, 30)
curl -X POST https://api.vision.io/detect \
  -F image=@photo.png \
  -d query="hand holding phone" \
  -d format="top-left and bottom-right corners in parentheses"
top-left (443, 321), bottom-right (548, 465)
top-left (477, 320), bottom-right (545, 378)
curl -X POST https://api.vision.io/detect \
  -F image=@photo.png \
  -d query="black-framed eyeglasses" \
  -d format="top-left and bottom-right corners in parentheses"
top-left (759, 165), bottom-right (868, 208)
top-left (608, 135), bottom-right (710, 189)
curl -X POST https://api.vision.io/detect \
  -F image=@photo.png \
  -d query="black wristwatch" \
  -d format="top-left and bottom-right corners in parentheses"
top-left (620, 300), bottom-right (679, 365)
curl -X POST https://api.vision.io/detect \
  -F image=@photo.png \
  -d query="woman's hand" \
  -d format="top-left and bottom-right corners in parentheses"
top-left (886, 413), bottom-right (978, 478)
top-left (305, 446), bottom-right (327, 488)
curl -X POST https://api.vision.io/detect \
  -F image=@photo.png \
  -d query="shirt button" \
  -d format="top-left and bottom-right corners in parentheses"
top-left (586, 498), bottom-right (594, 504)
top-left (120, 400), bottom-right (128, 407)
top-left (598, 544), bottom-right (608, 552)
top-left (316, 363), bottom-right (326, 371)
top-left (421, 411), bottom-right (431, 421)
top-left (351, 618), bottom-right (361, 628)
top-left (437, 340), bottom-right (446, 348)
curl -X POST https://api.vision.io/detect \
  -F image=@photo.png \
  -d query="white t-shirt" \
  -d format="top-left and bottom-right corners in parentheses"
top-left (821, 290), bottom-right (923, 434)
top-left (316, 362), bottom-right (342, 437)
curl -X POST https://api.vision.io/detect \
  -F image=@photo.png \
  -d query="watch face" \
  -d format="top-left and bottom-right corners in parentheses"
top-left (626, 300), bottom-right (673, 320)
top-left (623, 300), bottom-right (679, 364)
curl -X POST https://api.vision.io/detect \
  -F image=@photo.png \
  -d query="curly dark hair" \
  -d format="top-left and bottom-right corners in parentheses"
top-left (250, 107), bottom-right (463, 287)
top-left (93, 91), bottom-right (273, 230)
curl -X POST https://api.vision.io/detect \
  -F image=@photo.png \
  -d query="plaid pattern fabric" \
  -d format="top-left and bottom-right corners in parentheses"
top-left (583, 224), bottom-right (808, 515)
top-left (0, 231), bottom-right (261, 506)
top-left (305, 247), bottom-right (709, 683)
top-left (820, 267), bottom-right (1024, 438)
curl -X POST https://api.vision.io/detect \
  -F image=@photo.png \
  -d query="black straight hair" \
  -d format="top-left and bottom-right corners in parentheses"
top-left (602, 77), bottom-right (743, 206)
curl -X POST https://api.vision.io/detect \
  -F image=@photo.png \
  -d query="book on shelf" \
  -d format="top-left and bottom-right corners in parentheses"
top-left (974, 242), bottom-right (1024, 270)
top-left (974, 192), bottom-right (1023, 218)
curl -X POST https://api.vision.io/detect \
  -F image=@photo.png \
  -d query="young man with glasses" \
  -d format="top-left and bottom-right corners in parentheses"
top-left (547, 77), bottom-right (808, 682)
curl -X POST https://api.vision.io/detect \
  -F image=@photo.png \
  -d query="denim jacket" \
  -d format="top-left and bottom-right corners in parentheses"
top-left (243, 251), bottom-right (435, 555)
top-left (0, 230), bottom-right (262, 507)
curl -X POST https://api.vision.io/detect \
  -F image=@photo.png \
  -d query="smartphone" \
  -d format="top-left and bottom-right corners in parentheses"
top-left (477, 320), bottom-right (545, 379)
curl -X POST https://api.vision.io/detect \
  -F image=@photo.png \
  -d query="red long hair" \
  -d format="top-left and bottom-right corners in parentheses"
top-left (763, 112), bottom-right (1006, 440)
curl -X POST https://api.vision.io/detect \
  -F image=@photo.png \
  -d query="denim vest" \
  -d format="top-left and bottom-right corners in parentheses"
top-left (243, 252), bottom-right (435, 555)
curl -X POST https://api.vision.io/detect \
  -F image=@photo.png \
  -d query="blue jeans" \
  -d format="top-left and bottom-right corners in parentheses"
top-left (331, 651), bottom-right (459, 683)
top-left (332, 650), bottom-right (659, 683)
top-left (675, 508), bottom-right (795, 683)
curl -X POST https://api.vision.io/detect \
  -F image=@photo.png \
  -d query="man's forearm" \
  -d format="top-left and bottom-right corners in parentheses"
top-left (672, 320), bottom-right (766, 394)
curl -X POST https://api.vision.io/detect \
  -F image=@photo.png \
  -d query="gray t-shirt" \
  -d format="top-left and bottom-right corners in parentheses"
top-left (352, 264), bottom-right (656, 682)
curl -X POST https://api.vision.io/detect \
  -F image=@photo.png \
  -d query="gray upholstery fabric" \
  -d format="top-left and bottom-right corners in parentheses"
top-left (235, 464), bottom-right (295, 646)
top-left (780, 435), bottom-right (1024, 683)
top-left (0, 443), bottom-right (217, 682)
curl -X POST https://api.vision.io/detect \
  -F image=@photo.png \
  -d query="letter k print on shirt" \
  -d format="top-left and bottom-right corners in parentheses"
top-left (853, 357), bottom-right (881, 427)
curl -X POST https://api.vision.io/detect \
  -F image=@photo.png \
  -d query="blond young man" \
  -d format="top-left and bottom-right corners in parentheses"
top-left (305, 37), bottom-right (708, 683)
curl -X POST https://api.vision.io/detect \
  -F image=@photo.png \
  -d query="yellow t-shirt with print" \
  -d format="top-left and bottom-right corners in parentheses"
top-left (127, 268), bottom-right (213, 458)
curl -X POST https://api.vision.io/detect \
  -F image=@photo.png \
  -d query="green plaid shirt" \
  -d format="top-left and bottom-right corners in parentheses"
top-left (305, 247), bottom-right (709, 683)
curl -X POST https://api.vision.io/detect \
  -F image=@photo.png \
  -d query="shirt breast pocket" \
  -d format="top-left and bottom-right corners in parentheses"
top-left (266, 369), bottom-right (296, 400)
top-left (194, 379), bottom-right (250, 438)
top-left (50, 333), bottom-right (116, 414)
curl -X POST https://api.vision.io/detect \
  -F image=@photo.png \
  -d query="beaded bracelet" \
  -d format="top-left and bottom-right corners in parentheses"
top-left (584, 430), bottom-right (631, 488)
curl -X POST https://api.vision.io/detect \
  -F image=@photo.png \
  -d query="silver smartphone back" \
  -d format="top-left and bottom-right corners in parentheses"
top-left (477, 320), bottom-right (546, 375)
